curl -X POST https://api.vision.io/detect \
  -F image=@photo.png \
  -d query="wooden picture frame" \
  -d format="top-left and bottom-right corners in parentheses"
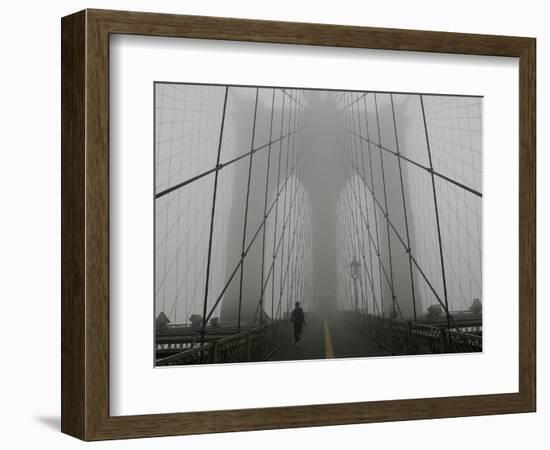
top-left (61, 9), bottom-right (536, 441)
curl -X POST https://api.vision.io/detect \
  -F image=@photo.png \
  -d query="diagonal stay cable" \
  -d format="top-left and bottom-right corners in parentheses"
top-left (200, 86), bottom-right (229, 340)
top-left (420, 94), bottom-right (451, 324)
top-left (236, 88), bottom-right (260, 333)
top-left (155, 127), bottom-right (305, 199)
top-left (343, 126), bottom-right (482, 198)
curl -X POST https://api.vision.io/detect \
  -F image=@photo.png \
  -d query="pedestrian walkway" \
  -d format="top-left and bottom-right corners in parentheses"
top-left (270, 314), bottom-right (390, 361)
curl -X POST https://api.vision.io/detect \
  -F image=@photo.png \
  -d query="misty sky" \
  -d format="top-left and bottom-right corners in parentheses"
top-left (154, 84), bottom-right (482, 326)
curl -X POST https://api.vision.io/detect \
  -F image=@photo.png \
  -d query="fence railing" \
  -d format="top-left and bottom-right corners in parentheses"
top-left (344, 311), bottom-right (482, 355)
top-left (156, 320), bottom-right (291, 366)
top-left (156, 325), bottom-right (243, 357)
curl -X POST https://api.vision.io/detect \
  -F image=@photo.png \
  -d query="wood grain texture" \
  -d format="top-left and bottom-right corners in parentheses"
top-left (60, 9), bottom-right (536, 441)
top-left (518, 38), bottom-right (536, 409)
top-left (60, 10), bottom-right (86, 439)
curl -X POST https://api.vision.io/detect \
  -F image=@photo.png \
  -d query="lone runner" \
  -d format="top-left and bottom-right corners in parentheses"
top-left (291, 302), bottom-right (306, 344)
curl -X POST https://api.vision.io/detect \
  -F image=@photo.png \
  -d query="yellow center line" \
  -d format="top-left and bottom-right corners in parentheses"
top-left (324, 319), bottom-right (335, 358)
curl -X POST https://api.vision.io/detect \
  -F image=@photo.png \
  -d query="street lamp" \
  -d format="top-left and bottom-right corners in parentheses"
top-left (350, 258), bottom-right (360, 314)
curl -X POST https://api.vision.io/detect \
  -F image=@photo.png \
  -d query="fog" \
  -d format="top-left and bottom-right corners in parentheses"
top-left (154, 84), bottom-right (482, 326)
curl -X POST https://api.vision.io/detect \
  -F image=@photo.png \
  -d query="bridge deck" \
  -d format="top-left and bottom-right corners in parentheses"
top-left (270, 315), bottom-right (390, 361)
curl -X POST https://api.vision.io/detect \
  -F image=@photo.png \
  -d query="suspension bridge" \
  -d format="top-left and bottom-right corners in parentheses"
top-left (154, 84), bottom-right (482, 366)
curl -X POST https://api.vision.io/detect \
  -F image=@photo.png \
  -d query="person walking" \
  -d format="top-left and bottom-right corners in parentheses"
top-left (291, 302), bottom-right (306, 344)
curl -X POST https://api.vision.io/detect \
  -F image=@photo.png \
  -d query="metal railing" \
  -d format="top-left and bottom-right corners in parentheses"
top-left (155, 324), bottom-right (244, 357)
top-left (344, 311), bottom-right (482, 355)
top-left (156, 319), bottom-right (291, 366)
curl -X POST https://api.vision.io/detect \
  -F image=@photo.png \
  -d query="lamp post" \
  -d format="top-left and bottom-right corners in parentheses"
top-left (350, 257), bottom-right (360, 314)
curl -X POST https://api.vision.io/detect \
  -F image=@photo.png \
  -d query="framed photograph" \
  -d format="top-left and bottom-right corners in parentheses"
top-left (61, 9), bottom-right (536, 440)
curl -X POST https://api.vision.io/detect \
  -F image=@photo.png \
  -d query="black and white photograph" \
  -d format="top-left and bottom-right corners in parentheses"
top-left (154, 84), bottom-right (483, 366)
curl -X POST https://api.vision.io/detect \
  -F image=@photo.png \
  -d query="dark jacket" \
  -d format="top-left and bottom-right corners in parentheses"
top-left (291, 307), bottom-right (305, 325)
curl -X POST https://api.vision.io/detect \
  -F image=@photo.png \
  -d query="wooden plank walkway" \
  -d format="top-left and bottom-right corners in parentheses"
top-left (270, 314), bottom-right (390, 361)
